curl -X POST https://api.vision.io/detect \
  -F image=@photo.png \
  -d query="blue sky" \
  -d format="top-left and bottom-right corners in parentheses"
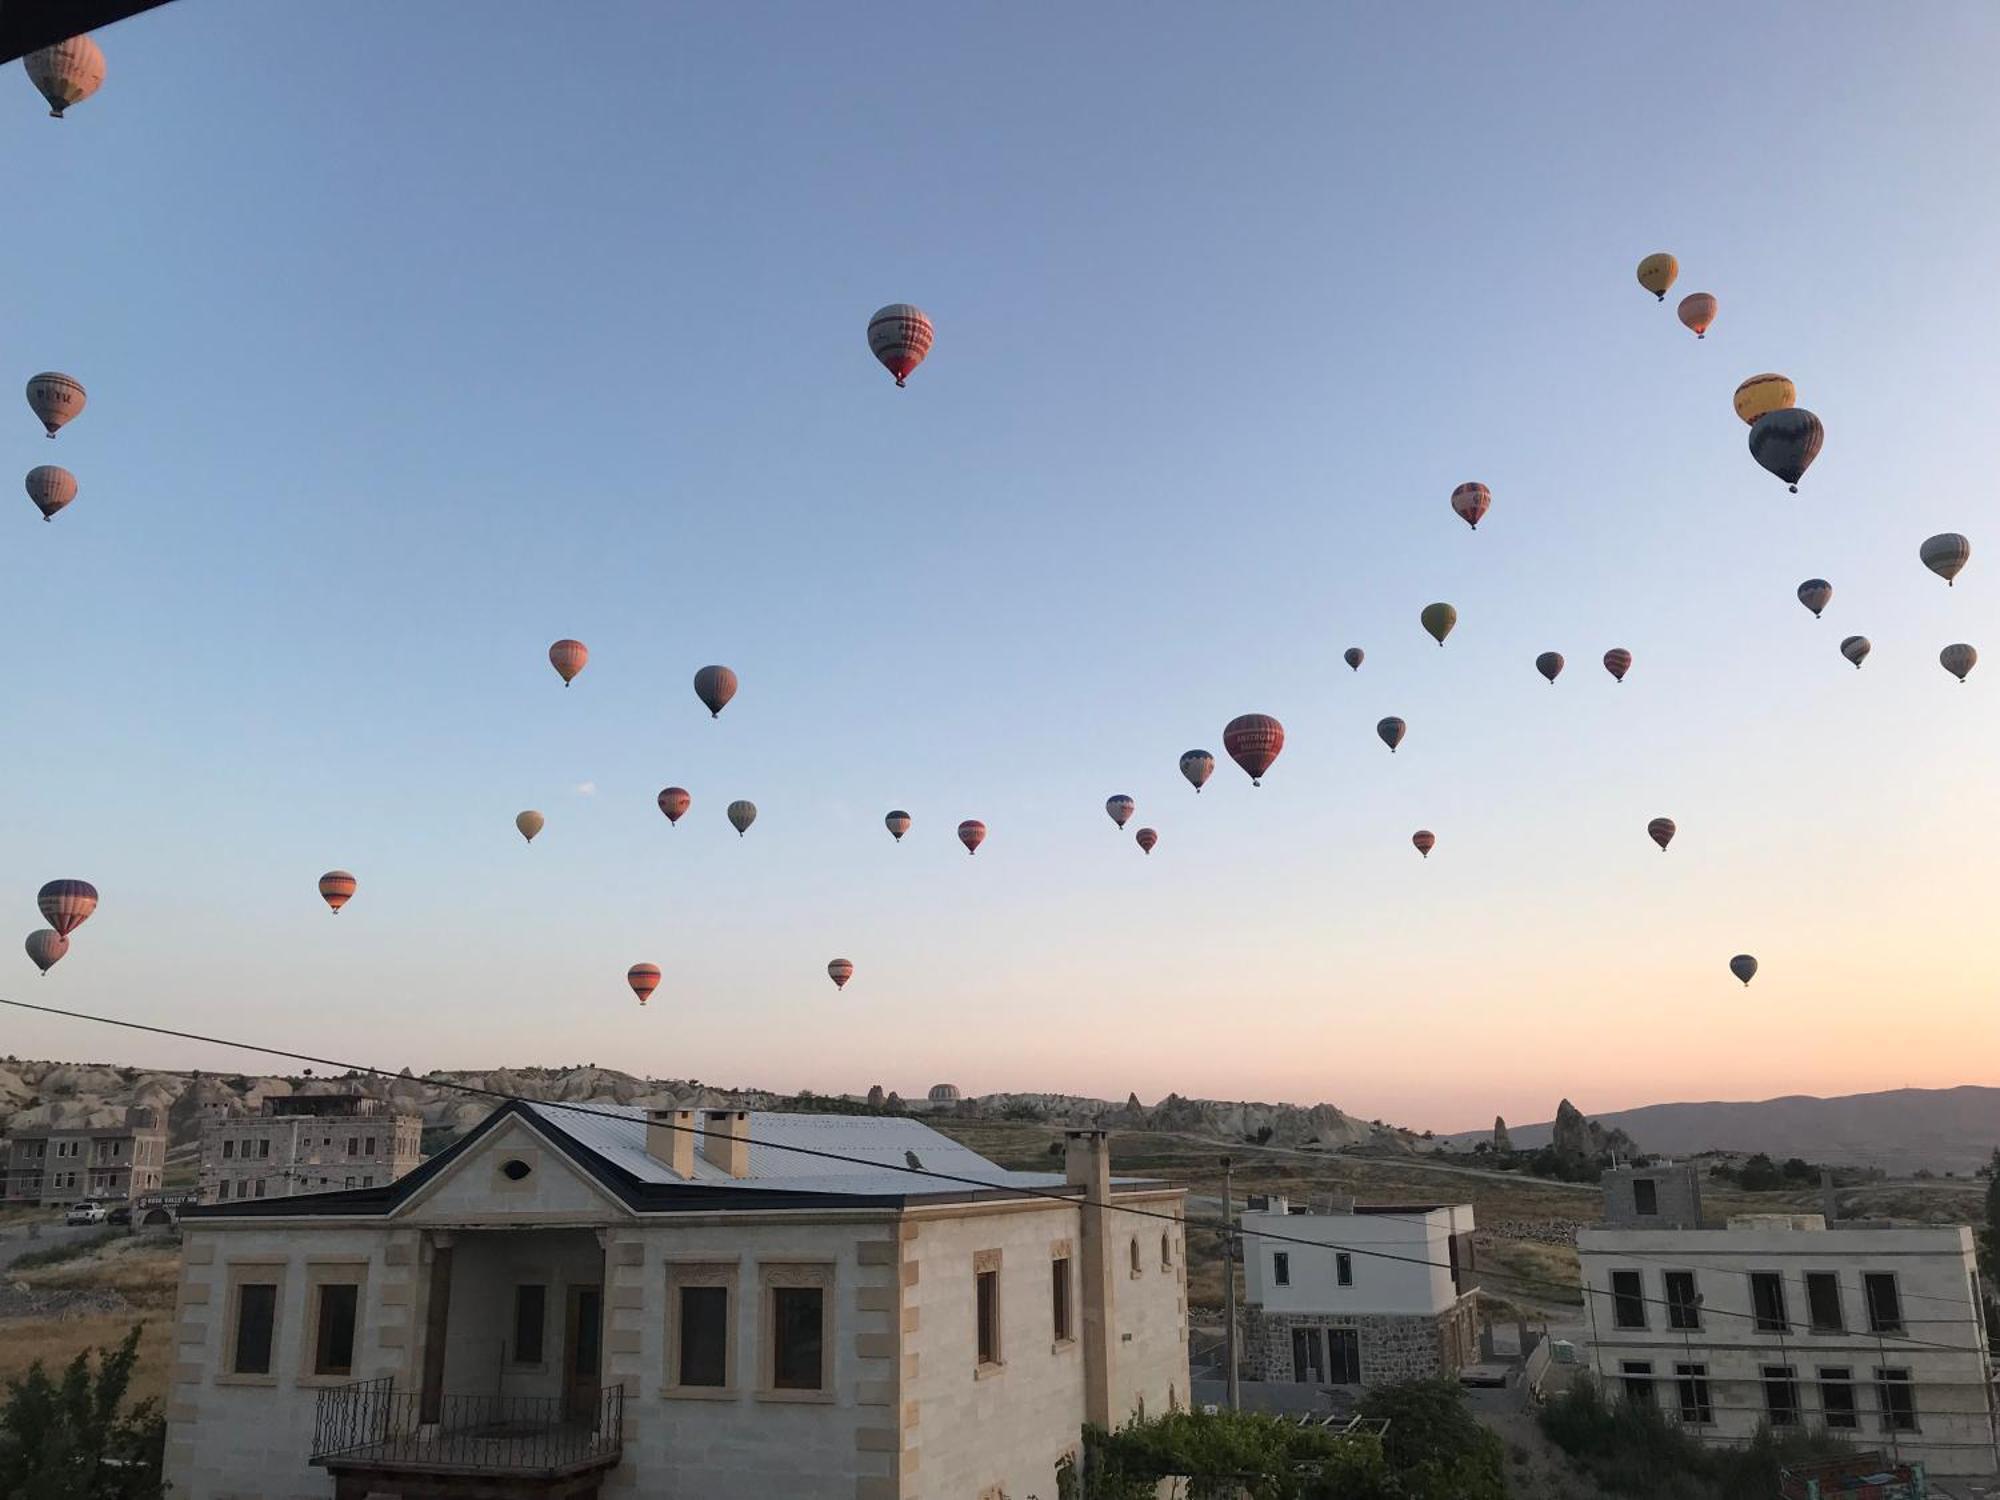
top-left (6, 2), bottom-right (2000, 1130)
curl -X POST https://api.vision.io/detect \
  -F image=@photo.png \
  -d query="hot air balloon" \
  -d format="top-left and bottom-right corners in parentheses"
top-left (25, 928), bottom-right (67, 975)
top-left (1535, 652), bottom-right (1565, 685)
top-left (1921, 533), bottom-right (1971, 586)
top-left (1134, 827), bottom-right (1158, 855)
top-left (26, 373), bottom-right (84, 438)
top-left (23, 35), bottom-right (104, 118)
top-left (1797, 579), bottom-right (1832, 618)
top-left (1179, 750), bottom-right (1214, 793)
top-left (627, 963), bottom-right (660, 1007)
top-left (1411, 830), bottom-right (1435, 859)
top-left (727, 800), bottom-right (757, 837)
top-left (1734, 373), bottom-right (1796, 426)
top-left (957, 819), bottom-right (986, 855)
top-left (1749, 408), bottom-right (1823, 492)
top-left (693, 665), bottom-right (738, 717)
top-left (1603, 648), bottom-right (1632, 683)
top-left (24, 465), bottom-right (75, 521)
top-left (1941, 643), bottom-right (1978, 682)
top-left (549, 639), bottom-right (587, 685)
top-left (1421, 602), bottom-right (1457, 646)
top-left (885, 810), bottom-right (912, 842)
top-left (1223, 714), bottom-right (1285, 786)
top-left (1729, 954), bottom-right (1758, 987)
top-left (1377, 717), bottom-right (1406, 753)
top-left (1343, 647), bottom-right (1364, 672)
top-left (1450, 482), bottom-right (1490, 530)
top-left (36, 879), bottom-right (96, 936)
top-left (827, 959), bottom-right (854, 991)
top-left (317, 871), bottom-right (355, 914)
top-left (658, 787), bottom-right (690, 824)
top-left (1636, 253), bottom-right (1678, 301)
top-left (1677, 292), bottom-right (1717, 338)
top-left (1647, 817), bottom-right (1676, 852)
top-left (515, 810), bottom-right (544, 844)
top-left (1840, 635), bottom-right (1871, 669)
top-left (868, 303), bottom-right (934, 387)
top-left (1106, 795), bottom-right (1135, 829)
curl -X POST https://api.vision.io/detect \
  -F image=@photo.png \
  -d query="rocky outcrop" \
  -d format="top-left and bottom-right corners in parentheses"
top-left (1493, 1116), bottom-right (1512, 1153)
top-left (1551, 1098), bottom-right (1641, 1161)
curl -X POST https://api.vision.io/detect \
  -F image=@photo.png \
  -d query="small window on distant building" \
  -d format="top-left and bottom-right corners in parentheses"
top-left (1819, 1367), bottom-right (1857, 1428)
top-left (1052, 1256), bottom-right (1073, 1342)
top-left (234, 1180), bottom-right (248, 1200)
top-left (1632, 1178), bottom-right (1658, 1216)
top-left (1620, 1360), bottom-right (1655, 1407)
top-left (254, 1179), bottom-right (265, 1198)
top-left (1128, 1239), bottom-right (1141, 1276)
top-left (232, 1282), bottom-right (277, 1375)
top-left (222, 1140), bottom-right (235, 1159)
top-left (1272, 1252), bottom-right (1290, 1287)
top-left (1751, 1272), bottom-right (1788, 1332)
top-left (314, 1283), bottom-right (358, 1376)
top-left (677, 1285), bottom-right (728, 1387)
top-left (1161, 1233), bottom-right (1172, 1270)
top-left (1664, 1271), bottom-right (1700, 1330)
top-left (346, 1138), bottom-right (358, 1157)
top-left (1864, 1274), bottom-right (1904, 1334)
top-left (1806, 1272), bottom-right (1844, 1332)
top-left (364, 1137), bottom-right (376, 1156)
top-left (513, 1284), bottom-right (546, 1364)
top-left (1610, 1270), bottom-right (1646, 1329)
top-left (343, 1177), bottom-right (355, 1190)
top-left (1674, 1363), bottom-right (1712, 1424)
top-left (258, 1140), bottom-right (270, 1159)
top-left (1335, 1252), bottom-right (1353, 1288)
top-left (976, 1267), bottom-right (1002, 1367)
top-left (1762, 1365), bottom-right (1799, 1427)
top-left (1875, 1368), bottom-right (1917, 1431)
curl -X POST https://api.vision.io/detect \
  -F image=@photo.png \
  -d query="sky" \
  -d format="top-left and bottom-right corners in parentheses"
top-left (5, 2), bottom-right (2000, 1132)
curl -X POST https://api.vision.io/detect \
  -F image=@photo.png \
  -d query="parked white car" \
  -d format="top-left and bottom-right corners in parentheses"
top-left (65, 1201), bottom-right (107, 1226)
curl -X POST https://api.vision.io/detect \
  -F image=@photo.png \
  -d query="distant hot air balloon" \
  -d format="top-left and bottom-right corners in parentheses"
top-left (957, 819), bottom-right (987, 855)
top-left (1343, 647), bottom-right (1364, 672)
top-left (317, 871), bottom-right (356, 914)
top-left (1636, 253), bottom-right (1678, 301)
top-left (1840, 635), bottom-right (1871, 669)
top-left (727, 800), bottom-right (757, 837)
top-left (1941, 643), bottom-right (1978, 683)
top-left (23, 35), bottom-right (104, 118)
top-left (658, 787), bottom-right (690, 824)
top-left (1179, 750), bottom-right (1214, 793)
top-left (1376, 717), bottom-right (1406, 753)
top-left (1411, 829), bottom-right (1435, 859)
top-left (24, 465), bottom-right (75, 521)
top-left (1749, 408), bottom-right (1823, 492)
top-left (26, 373), bottom-right (84, 438)
top-left (25, 928), bottom-right (67, 975)
top-left (885, 809), bottom-right (912, 842)
top-left (549, 639), bottom-right (588, 685)
top-left (1797, 579), bottom-right (1832, 618)
top-left (1106, 795), bottom-right (1135, 829)
top-left (1677, 292), bottom-right (1717, 339)
top-left (1135, 827), bottom-right (1158, 855)
top-left (1603, 648), bottom-right (1632, 683)
top-left (1421, 602), bottom-right (1457, 646)
top-left (1729, 954), bottom-right (1758, 987)
top-left (1734, 373), bottom-right (1796, 426)
top-left (1921, 533), bottom-right (1971, 586)
top-left (515, 810), bottom-right (544, 844)
top-left (1535, 652), bottom-right (1565, 684)
top-left (827, 958), bottom-right (854, 991)
top-left (868, 303), bottom-right (934, 387)
top-left (1223, 714), bottom-right (1285, 786)
top-left (627, 963), bottom-right (660, 1007)
top-left (36, 878), bottom-right (97, 937)
top-left (693, 665), bottom-right (738, 717)
top-left (1451, 482), bottom-right (1491, 530)
top-left (1647, 817), bottom-right (1676, 852)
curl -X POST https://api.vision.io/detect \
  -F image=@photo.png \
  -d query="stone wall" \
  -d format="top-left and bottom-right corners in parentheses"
top-left (1240, 1296), bottom-right (1478, 1386)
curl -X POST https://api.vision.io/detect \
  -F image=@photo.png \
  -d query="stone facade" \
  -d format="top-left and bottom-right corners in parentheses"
top-left (199, 1095), bottom-right (422, 1205)
top-left (3, 1108), bottom-right (168, 1206)
top-left (1240, 1296), bottom-right (1478, 1386)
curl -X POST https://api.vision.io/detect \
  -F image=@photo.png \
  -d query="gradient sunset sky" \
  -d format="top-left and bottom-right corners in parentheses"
top-left (6, 3), bottom-right (2000, 1132)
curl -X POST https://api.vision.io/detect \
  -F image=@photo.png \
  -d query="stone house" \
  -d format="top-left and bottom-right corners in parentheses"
top-left (2, 1106), bottom-right (168, 1206)
top-left (199, 1093), bottom-right (424, 1204)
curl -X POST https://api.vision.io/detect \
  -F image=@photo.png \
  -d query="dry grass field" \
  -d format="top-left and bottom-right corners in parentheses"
top-left (0, 1232), bottom-right (181, 1409)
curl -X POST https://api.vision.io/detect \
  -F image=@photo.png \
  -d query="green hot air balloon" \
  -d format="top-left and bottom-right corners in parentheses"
top-left (727, 800), bottom-right (757, 837)
top-left (1421, 603), bottom-right (1457, 647)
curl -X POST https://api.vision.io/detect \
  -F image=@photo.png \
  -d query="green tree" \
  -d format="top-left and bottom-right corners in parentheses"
top-left (0, 1326), bottom-right (165, 1500)
top-left (1356, 1377), bottom-right (1507, 1500)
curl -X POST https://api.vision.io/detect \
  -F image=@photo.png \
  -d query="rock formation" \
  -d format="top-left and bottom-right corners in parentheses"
top-left (1493, 1116), bottom-right (1512, 1153)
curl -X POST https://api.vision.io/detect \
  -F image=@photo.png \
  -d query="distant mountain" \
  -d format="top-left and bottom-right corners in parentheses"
top-left (1448, 1086), bottom-right (2000, 1175)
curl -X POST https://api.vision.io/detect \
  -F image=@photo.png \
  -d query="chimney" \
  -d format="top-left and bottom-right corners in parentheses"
top-left (647, 1108), bottom-right (696, 1179)
top-left (1820, 1168), bottom-right (1839, 1223)
top-left (701, 1110), bottom-right (750, 1179)
top-left (1065, 1129), bottom-right (1116, 1429)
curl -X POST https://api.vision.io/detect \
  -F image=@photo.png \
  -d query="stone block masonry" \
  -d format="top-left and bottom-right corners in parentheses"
top-left (1240, 1297), bottom-right (1478, 1385)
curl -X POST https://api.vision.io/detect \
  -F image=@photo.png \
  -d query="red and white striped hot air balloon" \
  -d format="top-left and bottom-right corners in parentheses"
top-left (1223, 714), bottom-right (1285, 786)
top-left (1134, 827), bottom-right (1158, 855)
top-left (1450, 483), bottom-right (1490, 530)
top-left (1603, 648), bottom-right (1632, 683)
top-left (827, 959), bottom-right (854, 991)
top-left (1106, 795), bottom-right (1135, 829)
top-left (1648, 817), bottom-right (1676, 852)
top-left (317, 871), bottom-right (356, 913)
top-left (884, 810), bottom-right (912, 842)
top-left (1412, 830), bottom-right (1435, 858)
top-left (627, 963), bottom-right (661, 1007)
top-left (658, 787), bottom-right (690, 825)
top-left (549, 639), bottom-right (588, 686)
top-left (957, 820), bottom-right (986, 856)
top-left (37, 879), bottom-right (97, 936)
top-left (868, 304), bottom-right (933, 387)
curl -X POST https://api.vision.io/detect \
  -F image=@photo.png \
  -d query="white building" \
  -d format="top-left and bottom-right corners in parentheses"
top-left (1579, 1212), bottom-right (1999, 1475)
top-left (164, 1103), bottom-right (1189, 1500)
top-left (1238, 1198), bottom-right (1479, 1386)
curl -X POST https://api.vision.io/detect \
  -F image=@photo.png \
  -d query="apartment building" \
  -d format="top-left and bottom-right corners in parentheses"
top-left (200, 1094), bottom-right (423, 1204)
top-left (166, 1105), bottom-right (1189, 1500)
top-left (2, 1107), bottom-right (168, 1206)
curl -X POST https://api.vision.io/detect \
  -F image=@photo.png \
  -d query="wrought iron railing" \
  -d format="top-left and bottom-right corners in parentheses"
top-left (311, 1378), bottom-right (623, 1475)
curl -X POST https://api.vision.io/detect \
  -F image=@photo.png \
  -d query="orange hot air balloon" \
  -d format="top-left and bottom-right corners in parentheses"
top-left (627, 963), bottom-right (661, 1007)
top-left (1411, 829), bottom-right (1435, 859)
top-left (1678, 292), bottom-right (1717, 338)
top-left (318, 871), bottom-right (356, 913)
top-left (827, 958), bottom-right (854, 990)
top-left (1134, 827), bottom-right (1158, 855)
top-left (658, 787), bottom-right (690, 824)
top-left (1603, 648), bottom-right (1632, 683)
top-left (693, 665), bottom-right (738, 718)
top-left (957, 820), bottom-right (987, 855)
top-left (549, 639), bottom-right (588, 686)
top-left (1222, 713), bottom-right (1285, 786)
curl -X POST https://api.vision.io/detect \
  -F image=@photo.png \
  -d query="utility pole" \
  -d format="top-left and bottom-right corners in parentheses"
top-left (1222, 1154), bottom-right (1240, 1411)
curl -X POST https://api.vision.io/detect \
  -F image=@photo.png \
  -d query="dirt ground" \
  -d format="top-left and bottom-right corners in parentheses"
top-left (0, 1227), bottom-right (179, 1409)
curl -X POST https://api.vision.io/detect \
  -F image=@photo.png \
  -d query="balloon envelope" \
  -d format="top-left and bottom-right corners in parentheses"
top-left (1411, 829), bottom-right (1435, 858)
top-left (1222, 713), bottom-right (1285, 785)
top-left (1840, 635), bottom-right (1871, 669)
top-left (693, 665), bottom-right (738, 717)
top-left (549, 639), bottom-right (588, 685)
top-left (957, 819), bottom-right (987, 855)
top-left (1179, 750), bottom-right (1214, 792)
top-left (1450, 482), bottom-right (1490, 530)
top-left (1536, 652), bottom-right (1565, 684)
top-left (1734, 373), bottom-right (1796, 426)
top-left (25, 372), bottom-right (84, 437)
top-left (1637, 253), bottom-right (1678, 300)
top-left (727, 800), bottom-right (758, 836)
top-left (1729, 954), bottom-right (1758, 986)
top-left (1921, 533), bottom-right (1971, 586)
top-left (1377, 717), bottom-right (1406, 753)
top-left (1749, 408), bottom-right (1824, 492)
top-left (1421, 602), bottom-right (1457, 646)
top-left (1941, 643), bottom-right (1978, 682)
top-left (1106, 795), bottom-right (1135, 828)
top-left (515, 810), bottom-right (544, 843)
top-left (24, 35), bottom-right (105, 117)
top-left (1603, 648), bottom-right (1632, 682)
top-left (317, 870), bottom-right (355, 913)
top-left (658, 787), bottom-right (690, 824)
top-left (1648, 817), bottom-right (1676, 852)
top-left (868, 303), bottom-right (934, 387)
top-left (25, 928), bottom-right (67, 974)
top-left (627, 963), bottom-right (661, 1006)
top-left (827, 959), bottom-right (854, 991)
top-left (1677, 292), bottom-right (1717, 338)
top-left (884, 810), bottom-right (912, 841)
top-left (36, 878), bottom-right (97, 936)
top-left (1134, 827), bottom-right (1158, 854)
top-left (1343, 647), bottom-right (1364, 671)
top-left (1797, 579), bottom-right (1832, 618)
top-left (24, 465), bottom-right (75, 521)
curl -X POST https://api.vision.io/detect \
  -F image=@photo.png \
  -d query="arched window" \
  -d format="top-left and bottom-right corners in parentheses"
top-left (1129, 1238), bottom-right (1142, 1275)
top-left (1160, 1232), bottom-right (1172, 1269)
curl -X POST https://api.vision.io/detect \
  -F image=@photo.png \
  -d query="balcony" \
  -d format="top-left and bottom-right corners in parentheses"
top-left (311, 1378), bottom-right (623, 1499)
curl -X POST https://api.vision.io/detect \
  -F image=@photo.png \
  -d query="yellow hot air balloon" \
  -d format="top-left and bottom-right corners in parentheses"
top-left (1636, 253), bottom-right (1678, 301)
top-left (1733, 373), bottom-right (1796, 426)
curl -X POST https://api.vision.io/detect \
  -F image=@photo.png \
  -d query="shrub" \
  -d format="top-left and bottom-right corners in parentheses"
top-left (1356, 1378), bottom-right (1506, 1500)
top-left (0, 1325), bottom-right (164, 1499)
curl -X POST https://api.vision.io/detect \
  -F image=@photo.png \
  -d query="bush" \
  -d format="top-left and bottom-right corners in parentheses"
top-left (0, 1325), bottom-right (164, 1499)
top-left (1067, 1408), bottom-right (1394, 1499)
top-left (1356, 1378), bottom-right (1506, 1500)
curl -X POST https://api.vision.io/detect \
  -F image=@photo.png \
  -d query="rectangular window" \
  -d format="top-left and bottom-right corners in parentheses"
top-left (1876, 1368), bottom-right (1917, 1432)
top-left (232, 1282), bottom-right (277, 1375)
top-left (234, 1180), bottom-right (248, 1199)
top-left (258, 1140), bottom-right (270, 1159)
top-left (1633, 1178), bottom-right (1658, 1215)
top-left (1620, 1360), bottom-right (1655, 1407)
top-left (364, 1137), bottom-right (376, 1156)
top-left (1762, 1365), bottom-right (1799, 1427)
top-left (254, 1179), bottom-right (265, 1198)
top-left (772, 1286), bottom-right (825, 1390)
top-left (1664, 1271), bottom-right (1700, 1330)
top-left (1864, 1274), bottom-right (1904, 1334)
top-left (222, 1139), bottom-right (235, 1159)
top-left (1674, 1363), bottom-right (1712, 1424)
top-left (1335, 1252), bottom-right (1353, 1287)
top-left (313, 1283), bottom-right (358, 1376)
top-left (343, 1177), bottom-right (355, 1190)
top-left (1751, 1272), bottom-right (1788, 1332)
top-left (1819, 1367), bottom-right (1857, 1429)
top-left (1806, 1271), bottom-right (1845, 1332)
top-left (1052, 1256), bottom-right (1073, 1342)
top-left (346, 1137), bottom-right (358, 1156)
top-left (1611, 1269), bottom-right (1646, 1329)
top-left (677, 1285), bottom-right (728, 1387)
top-left (976, 1268), bottom-right (1001, 1366)
top-left (1272, 1252), bottom-right (1290, 1287)
top-left (513, 1284), bottom-right (546, 1364)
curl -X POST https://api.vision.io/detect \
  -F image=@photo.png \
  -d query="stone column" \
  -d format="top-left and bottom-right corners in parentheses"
top-left (418, 1231), bottom-right (454, 1424)
top-left (1066, 1130), bottom-right (1116, 1429)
